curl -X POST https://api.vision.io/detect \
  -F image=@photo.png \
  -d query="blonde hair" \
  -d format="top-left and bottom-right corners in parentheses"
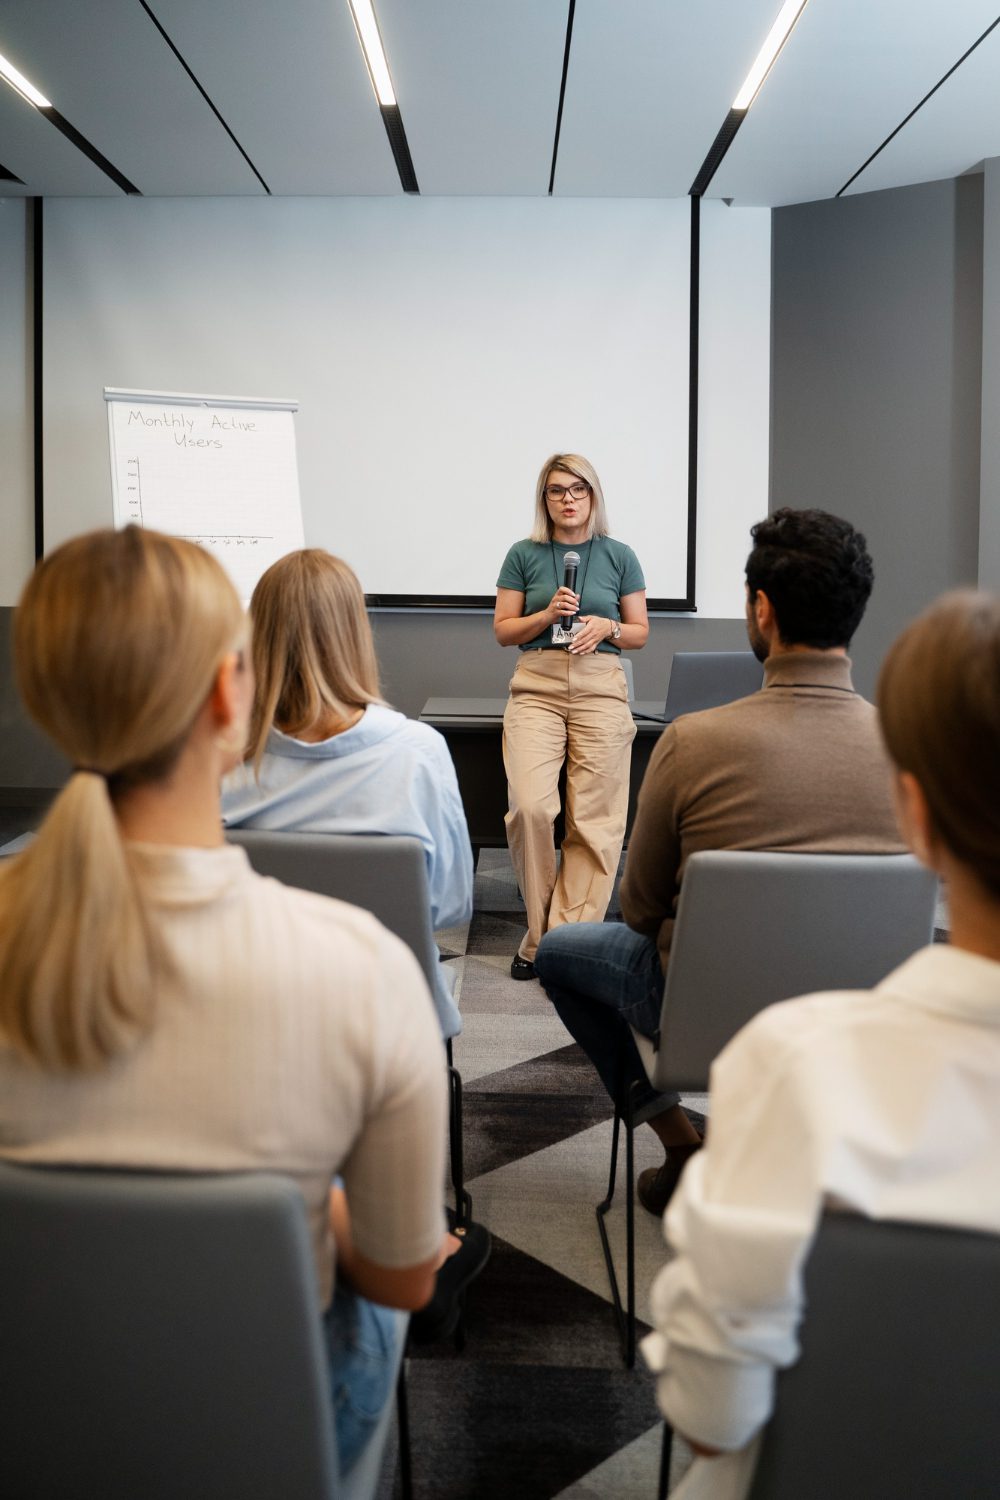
top-left (530, 453), bottom-right (609, 544)
top-left (246, 549), bottom-right (382, 770)
top-left (0, 527), bottom-right (245, 1070)
top-left (877, 589), bottom-right (1000, 897)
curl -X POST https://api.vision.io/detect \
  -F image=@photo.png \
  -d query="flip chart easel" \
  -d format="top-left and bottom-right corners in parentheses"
top-left (106, 387), bottom-right (304, 601)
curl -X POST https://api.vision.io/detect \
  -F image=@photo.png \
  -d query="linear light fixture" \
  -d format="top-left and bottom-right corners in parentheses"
top-left (690, 0), bottom-right (811, 197)
top-left (347, 0), bottom-right (396, 106)
top-left (732, 0), bottom-right (809, 111)
top-left (0, 49), bottom-right (52, 109)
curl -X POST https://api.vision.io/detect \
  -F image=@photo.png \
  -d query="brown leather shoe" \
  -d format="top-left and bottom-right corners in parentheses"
top-left (636, 1141), bottom-right (703, 1216)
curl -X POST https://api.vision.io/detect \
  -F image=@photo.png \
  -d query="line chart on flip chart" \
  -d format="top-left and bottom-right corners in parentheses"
top-left (106, 388), bottom-right (305, 602)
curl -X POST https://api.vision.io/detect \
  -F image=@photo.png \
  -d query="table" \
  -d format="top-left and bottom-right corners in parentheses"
top-left (419, 697), bottom-right (667, 853)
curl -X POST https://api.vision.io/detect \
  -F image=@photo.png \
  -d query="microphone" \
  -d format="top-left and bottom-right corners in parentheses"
top-left (562, 550), bottom-right (581, 628)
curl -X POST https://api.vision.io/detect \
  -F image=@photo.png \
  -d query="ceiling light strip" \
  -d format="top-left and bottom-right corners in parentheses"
top-left (732, 0), bottom-right (809, 111)
top-left (837, 12), bottom-right (1000, 197)
top-left (0, 50), bottom-right (51, 108)
top-left (548, 0), bottom-right (578, 196)
top-left (0, 44), bottom-right (139, 192)
top-left (689, 0), bottom-right (811, 198)
top-left (348, 0), bottom-right (396, 106)
top-left (347, 0), bottom-right (418, 193)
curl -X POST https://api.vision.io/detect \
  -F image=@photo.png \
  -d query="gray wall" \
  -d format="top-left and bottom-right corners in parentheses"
top-left (371, 610), bottom-right (752, 719)
top-left (770, 175), bottom-right (983, 700)
top-left (979, 159), bottom-right (1000, 590)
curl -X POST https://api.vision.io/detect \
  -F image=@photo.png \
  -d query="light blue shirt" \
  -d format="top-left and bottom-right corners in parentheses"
top-left (221, 705), bottom-right (473, 1038)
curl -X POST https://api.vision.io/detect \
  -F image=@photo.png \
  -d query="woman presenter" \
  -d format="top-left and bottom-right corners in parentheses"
top-left (495, 454), bottom-right (648, 980)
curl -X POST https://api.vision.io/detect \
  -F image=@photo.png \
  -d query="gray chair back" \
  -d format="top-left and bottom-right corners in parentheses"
top-left (642, 851), bottom-right (937, 1093)
top-left (0, 1165), bottom-right (340, 1500)
top-left (619, 655), bottom-right (635, 701)
top-left (227, 830), bottom-right (439, 991)
top-left (748, 1212), bottom-right (1000, 1498)
top-left (663, 650), bottom-right (763, 721)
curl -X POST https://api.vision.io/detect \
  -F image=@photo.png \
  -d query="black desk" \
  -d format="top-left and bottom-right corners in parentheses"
top-left (419, 697), bottom-right (666, 852)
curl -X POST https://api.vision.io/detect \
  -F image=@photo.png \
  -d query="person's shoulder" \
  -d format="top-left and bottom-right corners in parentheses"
top-left (600, 536), bottom-right (638, 561)
top-left (242, 867), bottom-right (420, 989)
top-left (720, 986), bottom-right (877, 1081)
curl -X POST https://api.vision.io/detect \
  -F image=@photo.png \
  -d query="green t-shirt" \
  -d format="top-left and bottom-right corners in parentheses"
top-left (496, 536), bottom-right (646, 652)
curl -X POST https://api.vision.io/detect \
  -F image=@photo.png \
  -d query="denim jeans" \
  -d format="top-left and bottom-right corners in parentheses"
top-left (325, 1284), bottom-right (400, 1475)
top-left (534, 920), bottom-right (678, 1115)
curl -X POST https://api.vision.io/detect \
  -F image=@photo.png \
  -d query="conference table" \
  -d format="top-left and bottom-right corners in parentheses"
top-left (419, 697), bottom-right (668, 856)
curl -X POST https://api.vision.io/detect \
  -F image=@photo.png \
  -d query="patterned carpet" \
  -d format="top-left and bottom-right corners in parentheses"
top-left (380, 851), bottom-right (708, 1500)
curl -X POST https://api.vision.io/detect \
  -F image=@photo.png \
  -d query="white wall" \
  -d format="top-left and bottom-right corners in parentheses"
top-left (41, 195), bottom-right (770, 614)
top-left (0, 198), bottom-right (35, 605)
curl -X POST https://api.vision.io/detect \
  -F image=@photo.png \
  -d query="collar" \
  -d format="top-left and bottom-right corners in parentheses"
top-left (878, 944), bottom-right (1000, 1028)
top-left (763, 650), bottom-right (855, 693)
top-left (266, 704), bottom-right (403, 760)
top-left (126, 840), bottom-right (251, 908)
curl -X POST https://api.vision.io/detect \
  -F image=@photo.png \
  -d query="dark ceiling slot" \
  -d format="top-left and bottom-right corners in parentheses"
top-left (689, 107), bottom-right (747, 198)
top-left (0, 159), bottom-right (25, 183)
top-left (139, 0), bottom-right (271, 194)
top-left (380, 104), bottom-right (418, 193)
top-left (837, 12), bottom-right (1000, 197)
top-left (548, 0), bottom-right (577, 195)
top-left (38, 106), bottom-right (140, 194)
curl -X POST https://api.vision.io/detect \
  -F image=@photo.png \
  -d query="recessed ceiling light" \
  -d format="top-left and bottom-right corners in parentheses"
top-left (0, 49), bottom-right (52, 110)
top-left (732, 0), bottom-right (809, 111)
top-left (347, 0), bottom-right (396, 108)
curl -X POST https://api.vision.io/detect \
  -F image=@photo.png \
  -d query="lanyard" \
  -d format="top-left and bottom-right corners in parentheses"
top-left (550, 537), bottom-right (595, 608)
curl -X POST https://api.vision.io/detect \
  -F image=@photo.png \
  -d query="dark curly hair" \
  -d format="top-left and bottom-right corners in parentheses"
top-left (745, 508), bottom-right (874, 649)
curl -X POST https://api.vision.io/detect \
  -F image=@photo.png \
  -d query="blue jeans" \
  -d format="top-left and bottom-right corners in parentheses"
top-left (534, 920), bottom-right (678, 1115)
top-left (325, 1284), bottom-right (400, 1475)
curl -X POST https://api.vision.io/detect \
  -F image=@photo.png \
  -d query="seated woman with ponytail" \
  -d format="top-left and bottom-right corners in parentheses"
top-left (0, 527), bottom-right (450, 1477)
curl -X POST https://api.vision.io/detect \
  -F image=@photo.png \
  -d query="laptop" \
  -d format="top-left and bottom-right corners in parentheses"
top-left (654, 651), bottom-right (764, 723)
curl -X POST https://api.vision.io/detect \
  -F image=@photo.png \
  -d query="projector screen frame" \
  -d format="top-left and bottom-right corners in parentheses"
top-left (33, 197), bottom-right (703, 613)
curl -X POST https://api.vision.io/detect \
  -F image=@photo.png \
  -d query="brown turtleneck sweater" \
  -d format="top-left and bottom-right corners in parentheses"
top-left (620, 651), bottom-right (905, 971)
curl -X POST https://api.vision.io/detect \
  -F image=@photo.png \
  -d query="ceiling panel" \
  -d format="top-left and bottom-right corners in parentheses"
top-left (713, 0), bottom-right (1000, 207)
top-left (0, 0), bottom-right (263, 195)
top-left (845, 21), bottom-right (1000, 196)
top-left (153, 0), bottom-right (401, 195)
top-left (0, 79), bottom-right (120, 195)
top-left (377, 0), bottom-right (567, 195)
top-left (553, 0), bottom-right (782, 197)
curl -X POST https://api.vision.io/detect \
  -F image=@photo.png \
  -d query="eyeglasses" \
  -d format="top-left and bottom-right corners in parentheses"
top-left (545, 481), bottom-right (590, 502)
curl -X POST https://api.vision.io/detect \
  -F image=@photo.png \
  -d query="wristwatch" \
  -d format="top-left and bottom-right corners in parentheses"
top-left (609, 619), bottom-right (622, 642)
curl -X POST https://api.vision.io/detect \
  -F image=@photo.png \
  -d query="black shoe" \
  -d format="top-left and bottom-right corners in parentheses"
top-left (636, 1140), bottom-right (704, 1217)
top-left (409, 1217), bottom-right (492, 1344)
top-left (510, 955), bottom-right (536, 981)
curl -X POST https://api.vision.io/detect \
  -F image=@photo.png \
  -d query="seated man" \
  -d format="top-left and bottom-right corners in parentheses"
top-left (534, 508), bottom-right (903, 1215)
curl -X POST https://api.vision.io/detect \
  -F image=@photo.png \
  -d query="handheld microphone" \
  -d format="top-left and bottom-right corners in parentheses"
top-left (562, 550), bottom-right (581, 627)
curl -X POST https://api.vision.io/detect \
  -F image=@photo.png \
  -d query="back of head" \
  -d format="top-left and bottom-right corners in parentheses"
top-left (246, 548), bottom-right (381, 768)
top-left (878, 590), bottom-right (1000, 897)
top-left (1, 527), bottom-right (244, 1069)
top-left (745, 508), bottom-right (874, 649)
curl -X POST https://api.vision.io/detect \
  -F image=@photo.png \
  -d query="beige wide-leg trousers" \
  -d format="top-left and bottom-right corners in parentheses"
top-left (503, 650), bottom-right (636, 962)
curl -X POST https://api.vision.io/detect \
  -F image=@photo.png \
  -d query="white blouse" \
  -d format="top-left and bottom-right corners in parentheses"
top-left (643, 944), bottom-right (1000, 1500)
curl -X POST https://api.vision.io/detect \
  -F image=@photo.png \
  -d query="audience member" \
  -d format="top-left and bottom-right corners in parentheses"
top-left (0, 528), bottom-right (453, 1476)
top-left (644, 587), bottom-right (1000, 1499)
top-left (535, 509), bottom-right (902, 1213)
top-left (222, 548), bottom-right (473, 1040)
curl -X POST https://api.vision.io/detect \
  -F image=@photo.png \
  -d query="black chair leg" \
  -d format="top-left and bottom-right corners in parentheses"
top-left (396, 1357), bottom-right (414, 1500)
top-left (596, 1041), bottom-right (643, 1367)
top-left (657, 1422), bottom-right (674, 1499)
top-left (447, 1059), bottom-right (472, 1227)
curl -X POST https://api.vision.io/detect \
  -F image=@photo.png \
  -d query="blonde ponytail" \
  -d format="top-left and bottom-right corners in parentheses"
top-left (0, 528), bottom-right (244, 1070)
